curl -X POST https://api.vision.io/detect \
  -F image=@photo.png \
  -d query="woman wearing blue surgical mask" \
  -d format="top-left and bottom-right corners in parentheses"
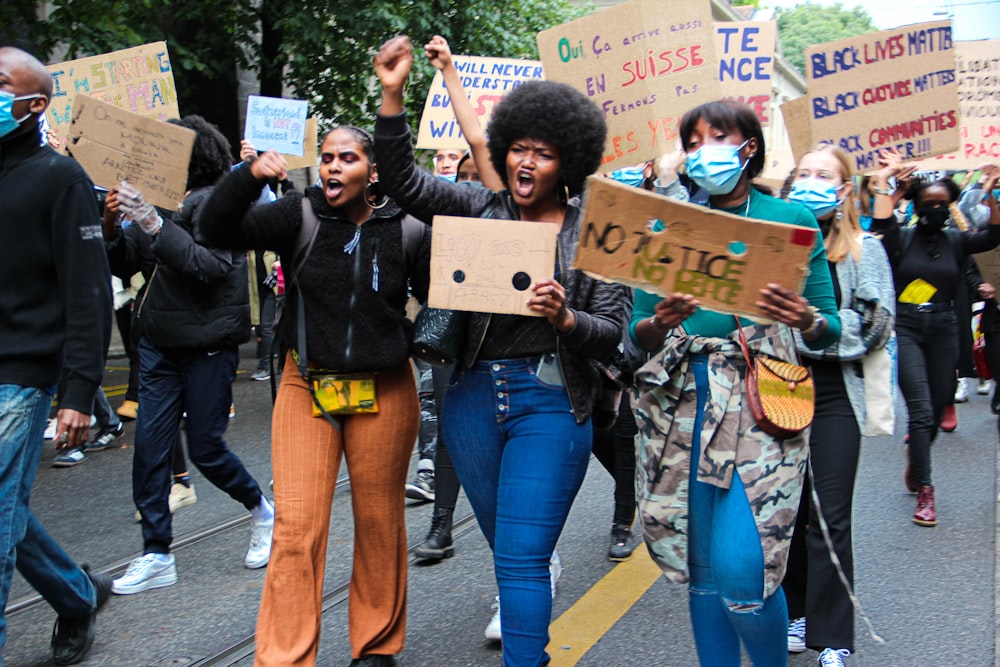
top-left (629, 100), bottom-right (841, 667)
top-left (871, 149), bottom-right (1000, 530)
top-left (781, 144), bottom-right (896, 667)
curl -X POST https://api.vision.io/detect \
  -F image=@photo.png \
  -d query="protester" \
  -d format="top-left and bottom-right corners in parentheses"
top-left (780, 143), bottom-right (896, 667)
top-left (410, 34), bottom-right (507, 560)
top-left (373, 35), bottom-right (627, 666)
top-left (630, 100), bottom-right (840, 667)
top-left (870, 148), bottom-right (1000, 526)
top-left (200, 122), bottom-right (429, 666)
top-left (0, 45), bottom-right (114, 666)
top-left (103, 115), bottom-right (274, 595)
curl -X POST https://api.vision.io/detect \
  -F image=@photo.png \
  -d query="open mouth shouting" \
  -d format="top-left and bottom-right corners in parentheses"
top-left (515, 170), bottom-right (535, 200)
top-left (324, 179), bottom-right (344, 202)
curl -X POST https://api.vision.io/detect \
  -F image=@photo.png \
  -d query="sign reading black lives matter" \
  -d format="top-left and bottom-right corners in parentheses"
top-left (574, 178), bottom-right (816, 320)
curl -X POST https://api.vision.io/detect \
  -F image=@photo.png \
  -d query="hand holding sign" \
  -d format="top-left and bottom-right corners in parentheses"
top-left (528, 280), bottom-right (574, 332)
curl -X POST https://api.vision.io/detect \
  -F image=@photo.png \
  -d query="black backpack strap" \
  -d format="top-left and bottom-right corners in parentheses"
top-left (400, 214), bottom-right (427, 276)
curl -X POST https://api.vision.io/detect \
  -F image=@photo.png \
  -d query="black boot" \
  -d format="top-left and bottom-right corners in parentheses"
top-left (414, 507), bottom-right (454, 561)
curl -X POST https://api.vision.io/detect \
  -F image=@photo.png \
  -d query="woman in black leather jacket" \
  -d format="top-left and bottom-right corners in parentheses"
top-left (374, 36), bottom-right (628, 667)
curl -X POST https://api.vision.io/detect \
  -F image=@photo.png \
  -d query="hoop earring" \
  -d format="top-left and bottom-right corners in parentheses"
top-left (556, 185), bottom-right (569, 206)
top-left (365, 180), bottom-right (389, 209)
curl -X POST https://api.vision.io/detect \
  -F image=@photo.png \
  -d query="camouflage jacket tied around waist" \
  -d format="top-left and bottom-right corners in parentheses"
top-left (631, 322), bottom-right (808, 598)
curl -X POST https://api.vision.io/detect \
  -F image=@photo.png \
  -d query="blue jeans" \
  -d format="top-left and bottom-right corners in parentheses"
top-left (0, 385), bottom-right (95, 663)
top-left (442, 358), bottom-right (591, 667)
top-left (686, 357), bottom-right (788, 667)
top-left (135, 339), bottom-right (263, 553)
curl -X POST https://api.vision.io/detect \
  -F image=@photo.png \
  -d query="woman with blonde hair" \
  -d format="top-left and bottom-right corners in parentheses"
top-left (781, 143), bottom-right (895, 667)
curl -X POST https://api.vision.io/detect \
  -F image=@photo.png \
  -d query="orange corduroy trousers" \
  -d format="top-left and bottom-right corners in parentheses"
top-left (254, 356), bottom-right (419, 666)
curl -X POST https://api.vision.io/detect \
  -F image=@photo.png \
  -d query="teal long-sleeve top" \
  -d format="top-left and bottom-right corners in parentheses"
top-left (630, 187), bottom-right (841, 350)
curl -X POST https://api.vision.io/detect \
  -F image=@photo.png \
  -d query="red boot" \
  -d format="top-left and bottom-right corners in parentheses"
top-left (913, 485), bottom-right (937, 526)
top-left (940, 404), bottom-right (958, 432)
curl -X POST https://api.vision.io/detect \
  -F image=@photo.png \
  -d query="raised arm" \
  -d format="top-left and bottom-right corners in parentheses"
top-left (425, 35), bottom-right (503, 192)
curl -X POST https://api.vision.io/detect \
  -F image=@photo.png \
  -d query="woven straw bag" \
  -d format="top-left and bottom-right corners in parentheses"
top-left (735, 318), bottom-right (814, 440)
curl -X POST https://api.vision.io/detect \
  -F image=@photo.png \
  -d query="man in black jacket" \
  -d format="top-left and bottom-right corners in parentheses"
top-left (0, 46), bottom-right (114, 665)
top-left (103, 115), bottom-right (274, 596)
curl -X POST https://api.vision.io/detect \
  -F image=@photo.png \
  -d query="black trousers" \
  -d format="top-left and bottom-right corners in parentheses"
top-left (591, 391), bottom-right (638, 528)
top-left (784, 361), bottom-right (860, 651)
top-left (896, 308), bottom-right (959, 485)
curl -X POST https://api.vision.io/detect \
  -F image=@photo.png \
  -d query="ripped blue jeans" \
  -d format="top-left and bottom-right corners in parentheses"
top-left (687, 356), bottom-right (788, 667)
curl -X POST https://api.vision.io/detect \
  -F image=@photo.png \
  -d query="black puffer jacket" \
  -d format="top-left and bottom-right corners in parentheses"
top-left (107, 186), bottom-right (250, 351)
top-left (375, 112), bottom-right (628, 423)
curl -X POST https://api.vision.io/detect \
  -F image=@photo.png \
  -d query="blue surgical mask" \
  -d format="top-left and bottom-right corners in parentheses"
top-left (787, 177), bottom-right (844, 218)
top-left (685, 140), bottom-right (750, 195)
top-left (436, 172), bottom-right (457, 183)
top-left (0, 91), bottom-right (41, 139)
top-left (609, 166), bottom-right (647, 189)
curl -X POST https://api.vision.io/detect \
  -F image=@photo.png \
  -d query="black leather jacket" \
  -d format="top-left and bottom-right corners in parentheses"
top-left (375, 112), bottom-right (628, 422)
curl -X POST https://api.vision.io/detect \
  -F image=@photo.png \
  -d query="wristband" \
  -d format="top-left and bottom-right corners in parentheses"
top-left (802, 306), bottom-right (824, 337)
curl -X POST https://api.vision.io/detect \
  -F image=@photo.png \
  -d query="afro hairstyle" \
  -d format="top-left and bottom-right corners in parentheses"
top-left (679, 100), bottom-right (766, 179)
top-left (486, 80), bottom-right (606, 196)
top-left (167, 115), bottom-right (233, 190)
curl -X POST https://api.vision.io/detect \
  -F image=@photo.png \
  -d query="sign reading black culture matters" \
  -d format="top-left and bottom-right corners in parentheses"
top-left (574, 177), bottom-right (816, 320)
top-left (537, 0), bottom-right (720, 173)
top-left (782, 21), bottom-right (960, 173)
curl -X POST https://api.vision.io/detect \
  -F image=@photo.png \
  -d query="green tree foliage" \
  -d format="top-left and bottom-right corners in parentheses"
top-left (775, 2), bottom-right (877, 74)
top-left (3, 0), bottom-right (588, 146)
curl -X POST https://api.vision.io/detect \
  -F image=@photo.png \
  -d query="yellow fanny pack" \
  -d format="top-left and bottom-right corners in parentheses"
top-left (309, 372), bottom-right (378, 416)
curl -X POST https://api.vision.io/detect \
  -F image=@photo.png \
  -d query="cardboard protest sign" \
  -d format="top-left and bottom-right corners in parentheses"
top-left (758, 102), bottom-right (798, 190)
top-left (428, 216), bottom-right (559, 316)
top-left (416, 56), bottom-right (545, 150)
top-left (974, 246), bottom-right (1000, 297)
top-left (784, 21), bottom-right (959, 174)
top-left (537, 0), bottom-right (719, 173)
top-left (46, 42), bottom-right (178, 145)
top-left (283, 117), bottom-right (319, 170)
top-left (67, 95), bottom-right (194, 211)
top-left (915, 39), bottom-right (1000, 171)
top-left (244, 95), bottom-right (308, 156)
top-left (715, 21), bottom-right (776, 127)
top-left (574, 177), bottom-right (816, 320)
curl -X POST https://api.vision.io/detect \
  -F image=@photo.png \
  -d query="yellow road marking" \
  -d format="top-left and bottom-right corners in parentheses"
top-left (547, 551), bottom-right (663, 665)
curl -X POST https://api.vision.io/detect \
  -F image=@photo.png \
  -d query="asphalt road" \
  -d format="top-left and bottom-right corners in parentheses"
top-left (3, 343), bottom-right (997, 667)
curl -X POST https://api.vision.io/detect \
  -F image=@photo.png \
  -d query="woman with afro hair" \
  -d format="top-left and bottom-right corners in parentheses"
top-left (374, 36), bottom-right (628, 666)
top-left (102, 115), bottom-right (275, 597)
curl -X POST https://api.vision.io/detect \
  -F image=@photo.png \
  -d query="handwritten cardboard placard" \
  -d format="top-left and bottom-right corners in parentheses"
top-left (416, 56), bottom-right (545, 150)
top-left (244, 95), bottom-right (308, 156)
top-left (67, 95), bottom-right (194, 211)
top-left (537, 0), bottom-right (719, 173)
top-left (975, 245), bottom-right (1000, 297)
top-left (575, 177), bottom-right (816, 320)
top-left (716, 21), bottom-right (776, 127)
top-left (46, 42), bottom-right (179, 146)
top-left (283, 117), bottom-right (319, 170)
top-left (428, 216), bottom-right (559, 316)
top-left (784, 20), bottom-right (959, 174)
top-left (915, 39), bottom-right (1000, 171)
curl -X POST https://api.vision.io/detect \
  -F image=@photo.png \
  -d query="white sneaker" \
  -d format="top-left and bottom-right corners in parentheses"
top-left (954, 377), bottom-right (969, 403)
top-left (245, 517), bottom-right (273, 569)
top-left (978, 378), bottom-right (993, 395)
top-left (549, 550), bottom-right (562, 599)
top-left (484, 596), bottom-right (502, 641)
top-left (817, 648), bottom-right (851, 666)
top-left (787, 616), bottom-right (807, 653)
top-left (169, 483), bottom-right (197, 513)
top-left (112, 553), bottom-right (177, 595)
top-left (43, 418), bottom-right (58, 441)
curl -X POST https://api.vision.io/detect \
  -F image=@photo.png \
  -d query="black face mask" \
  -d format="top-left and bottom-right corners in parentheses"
top-left (917, 206), bottom-right (949, 234)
